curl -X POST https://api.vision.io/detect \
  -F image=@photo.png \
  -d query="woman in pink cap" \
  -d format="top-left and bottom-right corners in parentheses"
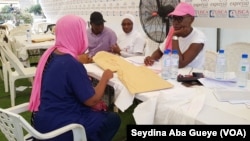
top-left (144, 2), bottom-right (206, 69)
top-left (28, 15), bottom-right (121, 141)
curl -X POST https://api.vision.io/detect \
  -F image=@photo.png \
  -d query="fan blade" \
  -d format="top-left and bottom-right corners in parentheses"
top-left (139, 0), bottom-right (180, 43)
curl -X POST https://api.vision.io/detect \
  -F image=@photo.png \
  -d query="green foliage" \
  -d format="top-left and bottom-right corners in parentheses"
top-left (29, 4), bottom-right (42, 15)
top-left (0, 4), bottom-right (40, 25)
top-left (0, 5), bottom-right (12, 13)
top-left (16, 12), bottom-right (33, 24)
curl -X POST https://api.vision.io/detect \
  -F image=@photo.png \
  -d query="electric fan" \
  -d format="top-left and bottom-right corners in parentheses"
top-left (139, 0), bottom-right (180, 43)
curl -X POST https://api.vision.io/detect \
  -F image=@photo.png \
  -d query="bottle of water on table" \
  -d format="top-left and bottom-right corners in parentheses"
top-left (237, 54), bottom-right (249, 87)
top-left (170, 49), bottom-right (179, 80)
top-left (161, 49), bottom-right (171, 80)
top-left (215, 49), bottom-right (226, 79)
top-left (26, 29), bottom-right (31, 43)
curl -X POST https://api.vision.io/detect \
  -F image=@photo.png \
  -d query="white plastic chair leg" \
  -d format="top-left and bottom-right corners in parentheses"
top-left (9, 77), bottom-right (16, 107)
top-left (3, 64), bottom-right (9, 93)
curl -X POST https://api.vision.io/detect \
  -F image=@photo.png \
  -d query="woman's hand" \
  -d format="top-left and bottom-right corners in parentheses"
top-left (102, 69), bottom-right (113, 81)
top-left (174, 26), bottom-right (190, 37)
top-left (111, 44), bottom-right (121, 55)
top-left (144, 56), bottom-right (155, 66)
top-left (78, 54), bottom-right (93, 64)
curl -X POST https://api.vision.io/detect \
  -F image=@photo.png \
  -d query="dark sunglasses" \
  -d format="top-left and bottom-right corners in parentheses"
top-left (169, 15), bottom-right (191, 23)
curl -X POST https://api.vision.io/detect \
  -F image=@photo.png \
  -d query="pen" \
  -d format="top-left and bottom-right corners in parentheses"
top-left (188, 67), bottom-right (193, 75)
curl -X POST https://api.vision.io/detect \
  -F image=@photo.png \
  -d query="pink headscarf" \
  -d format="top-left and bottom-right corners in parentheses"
top-left (165, 26), bottom-right (174, 50)
top-left (28, 15), bottom-right (88, 111)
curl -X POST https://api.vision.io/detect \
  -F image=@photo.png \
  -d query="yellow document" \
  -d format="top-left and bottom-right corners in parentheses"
top-left (93, 51), bottom-right (173, 94)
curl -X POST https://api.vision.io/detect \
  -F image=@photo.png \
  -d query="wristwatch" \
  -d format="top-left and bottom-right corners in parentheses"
top-left (172, 36), bottom-right (178, 40)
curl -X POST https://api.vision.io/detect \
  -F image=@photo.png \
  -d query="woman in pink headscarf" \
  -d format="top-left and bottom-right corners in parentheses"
top-left (28, 15), bottom-right (120, 141)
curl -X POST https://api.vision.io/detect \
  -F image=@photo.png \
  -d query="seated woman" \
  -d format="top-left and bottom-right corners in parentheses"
top-left (144, 2), bottom-right (206, 69)
top-left (112, 14), bottom-right (146, 57)
top-left (28, 15), bottom-right (121, 141)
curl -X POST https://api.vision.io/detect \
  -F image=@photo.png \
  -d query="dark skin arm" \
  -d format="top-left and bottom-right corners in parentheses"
top-left (172, 26), bottom-right (204, 68)
top-left (172, 40), bottom-right (204, 68)
top-left (77, 54), bottom-right (93, 64)
top-left (84, 69), bottom-right (113, 107)
top-left (144, 48), bottom-right (163, 66)
top-left (111, 43), bottom-right (121, 55)
top-left (54, 49), bottom-right (108, 107)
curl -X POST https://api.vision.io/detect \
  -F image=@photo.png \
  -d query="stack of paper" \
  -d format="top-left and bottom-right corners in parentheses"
top-left (213, 89), bottom-right (250, 106)
top-left (203, 70), bottom-right (237, 82)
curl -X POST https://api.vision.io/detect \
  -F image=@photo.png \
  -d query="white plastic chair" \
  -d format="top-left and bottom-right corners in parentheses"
top-left (36, 22), bottom-right (50, 34)
top-left (0, 102), bottom-right (87, 141)
top-left (203, 50), bottom-right (217, 72)
top-left (224, 42), bottom-right (250, 79)
top-left (0, 29), bottom-right (11, 93)
top-left (0, 42), bottom-right (36, 107)
top-left (0, 56), bottom-right (8, 93)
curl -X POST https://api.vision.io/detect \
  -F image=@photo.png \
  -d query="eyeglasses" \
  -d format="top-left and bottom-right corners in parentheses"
top-left (169, 15), bottom-right (192, 23)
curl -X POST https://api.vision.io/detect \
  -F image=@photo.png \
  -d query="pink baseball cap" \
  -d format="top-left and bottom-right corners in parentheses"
top-left (168, 2), bottom-right (195, 16)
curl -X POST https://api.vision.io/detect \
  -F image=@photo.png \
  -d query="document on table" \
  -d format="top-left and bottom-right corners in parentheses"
top-left (213, 89), bottom-right (250, 103)
top-left (125, 56), bottom-right (161, 73)
top-left (93, 52), bottom-right (173, 94)
top-left (198, 78), bottom-right (237, 88)
top-left (203, 70), bottom-right (237, 82)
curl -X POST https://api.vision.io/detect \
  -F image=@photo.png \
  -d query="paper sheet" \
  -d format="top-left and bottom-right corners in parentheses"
top-left (198, 78), bottom-right (236, 88)
top-left (93, 51), bottom-right (173, 94)
top-left (213, 89), bottom-right (250, 102)
top-left (203, 70), bottom-right (237, 82)
top-left (16, 86), bottom-right (27, 91)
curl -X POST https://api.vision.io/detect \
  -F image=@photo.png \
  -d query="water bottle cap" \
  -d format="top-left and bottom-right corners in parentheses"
top-left (219, 50), bottom-right (224, 54)
top-left (164, 51), bottom-right (167, 54)
top-left (166, 49), bottom-right (171, 52)
top-left (242, 54), bottom-right (248, 58)
top-left (164, 49), bottom-right (170, 54)
top-left (172, 50), bottom-right (178, 54)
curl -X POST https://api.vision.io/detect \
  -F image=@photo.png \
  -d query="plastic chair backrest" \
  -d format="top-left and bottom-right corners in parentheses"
top-left (0, 108), bottom-right (28, 140)
top-left (224, 42), bottom-right (250, 79)
top-left (204, 50), bottom-right (217, 72)
top-left (0, 103), bottom-right (87, 141)
top-left (0, 43), bottom-right (26, 75)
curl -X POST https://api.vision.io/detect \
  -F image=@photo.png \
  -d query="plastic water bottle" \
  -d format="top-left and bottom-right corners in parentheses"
top-left (161, 49), bottom-right (171, 80)
top-left (170, 49), bottom-right (179, 79)
top-left (215, 49), bottom-right (226, 79)
top-left (26, 29), bottom-right (31, 43)
top-left (237, 54), bottom-right (249, 87)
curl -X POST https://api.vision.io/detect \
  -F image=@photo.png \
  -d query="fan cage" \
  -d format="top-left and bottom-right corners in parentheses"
top-left (139, 0), bottom-right (180, 43)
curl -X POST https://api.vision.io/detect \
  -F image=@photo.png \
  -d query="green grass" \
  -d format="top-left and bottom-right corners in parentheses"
top-left (0, 76), bottom-right (136, 141)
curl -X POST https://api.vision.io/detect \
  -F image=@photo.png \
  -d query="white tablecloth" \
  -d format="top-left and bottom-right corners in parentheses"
top-left (84, 56), bottom-right (250, 124)
top-left (11, 34), bottom-right (55, 60)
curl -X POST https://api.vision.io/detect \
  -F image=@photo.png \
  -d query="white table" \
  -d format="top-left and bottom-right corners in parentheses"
top-left (84, 56), bottom-right (250, 125)
top-left (11, 34), bottom-right (55, 61)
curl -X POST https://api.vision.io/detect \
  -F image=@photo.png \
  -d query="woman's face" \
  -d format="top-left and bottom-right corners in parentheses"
top-left (121, 18), bottom-right (133, 34)
top-left (170, 15), bottom-right (194, 30)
